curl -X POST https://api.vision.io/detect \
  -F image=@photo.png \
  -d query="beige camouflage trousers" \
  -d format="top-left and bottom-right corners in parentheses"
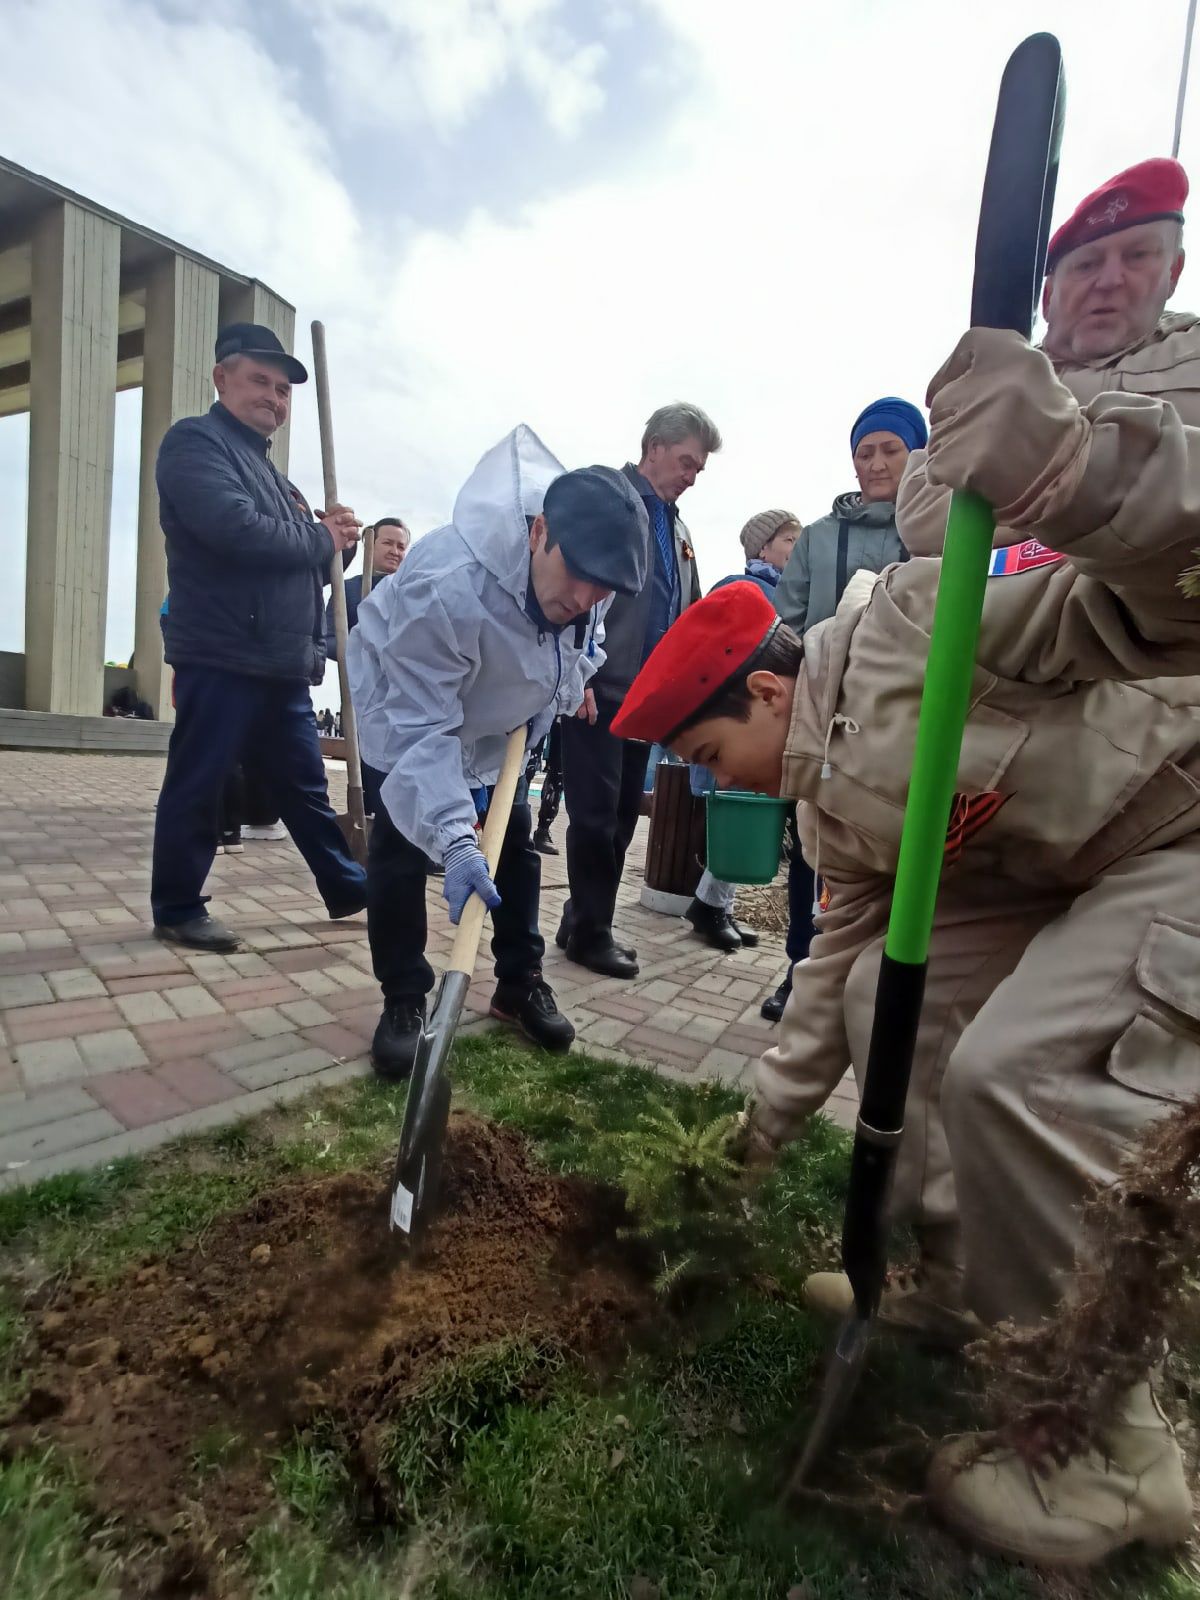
top-left (841, 836), bottom-right (1200, 1326)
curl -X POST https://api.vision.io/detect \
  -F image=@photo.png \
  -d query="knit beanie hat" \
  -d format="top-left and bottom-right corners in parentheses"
top-left (740, 508), bottom-right (801, 560)
top-left (850, 396), bottom-right (928, 454)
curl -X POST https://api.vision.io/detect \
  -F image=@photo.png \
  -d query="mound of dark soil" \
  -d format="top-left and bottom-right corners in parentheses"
top-left (3, 1114), bottom-right (651, 1593)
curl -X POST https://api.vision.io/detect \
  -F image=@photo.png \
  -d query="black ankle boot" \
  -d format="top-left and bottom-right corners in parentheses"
top-left (684, 897), bottom-right (742, 952)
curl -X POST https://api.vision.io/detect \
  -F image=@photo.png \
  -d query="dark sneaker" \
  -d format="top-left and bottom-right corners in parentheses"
top-left (531, 825), bottom-right (559, 855)
top-left (730, 919), bottom-right (759, 948)
top-left (372, 1000), bottom-right (426, 1081)
top-left (219, 829), bottom-right (244, 855)
top-left (154, 915), bottom-right (240, 953)
top-left (760, 976), bottom-right (792, 1024)
top-left (684, 897), bottom-right (742, 952)
top-left (490, 979), bottom-right (576, 1053)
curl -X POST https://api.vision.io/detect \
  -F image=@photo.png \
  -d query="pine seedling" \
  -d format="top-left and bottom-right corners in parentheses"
top-left (602, 1103), bottom-right (759, 1296)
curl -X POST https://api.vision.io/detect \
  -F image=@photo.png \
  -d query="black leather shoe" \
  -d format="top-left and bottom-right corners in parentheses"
top-left (490, 978), bottom-right (576, 1052)
top-left (563, 936), bottom-right (639, 980)
top-left (685, 897), bottom-right (742, 952)
top-left (372, 1000), bottom-right (426, 1081)
top-left (154, 915), bottom-right (240, 953)
top-left (730, 919), bottom-right (759, 948)
top-left (555, 913), bottom-right (635, 963)
top-left (325, 895), bottom-right (368, 920)
top-left (532, 825), bottom-right (559, 855)
top-left (760, 977), bottom-right (792, 1024)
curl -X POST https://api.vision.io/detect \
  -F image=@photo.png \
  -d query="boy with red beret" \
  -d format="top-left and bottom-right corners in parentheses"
top-left (613, 327), bottom-right (1200, 1565)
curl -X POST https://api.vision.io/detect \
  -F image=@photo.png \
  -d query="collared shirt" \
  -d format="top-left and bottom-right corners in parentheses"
top-left (626, 464), bottom-right (680, 663)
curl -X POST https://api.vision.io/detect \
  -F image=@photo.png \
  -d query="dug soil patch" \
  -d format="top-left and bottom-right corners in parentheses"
top-left (4, 1113), bottom-right (651, 1592)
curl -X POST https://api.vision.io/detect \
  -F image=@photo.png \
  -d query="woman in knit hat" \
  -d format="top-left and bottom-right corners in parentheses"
top-left (774, 395), bottom-right (927, 636)
top-left (718, 509), bottom-right (803, 597)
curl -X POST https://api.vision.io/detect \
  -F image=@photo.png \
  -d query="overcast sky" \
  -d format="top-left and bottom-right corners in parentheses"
top-left (1, 0), bottom-right (1197, 711)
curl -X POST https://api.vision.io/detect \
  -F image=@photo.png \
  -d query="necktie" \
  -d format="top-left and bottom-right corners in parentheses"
top-left (652, 499), bottom-right (675, 581)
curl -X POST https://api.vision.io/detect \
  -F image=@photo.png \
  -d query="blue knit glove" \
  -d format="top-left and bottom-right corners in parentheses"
top-left (442, 836), bottom-right (501, 925)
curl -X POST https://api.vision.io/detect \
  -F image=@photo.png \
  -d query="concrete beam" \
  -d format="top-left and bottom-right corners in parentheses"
top-left (218, 279), bottom-right (297, 474)
top-left (24, 201), bottom-right (120, 715)
top-left (134, 255), bottom-right (219, 717)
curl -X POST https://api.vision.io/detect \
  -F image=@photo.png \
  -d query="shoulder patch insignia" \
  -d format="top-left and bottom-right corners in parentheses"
top-left (988, 539), bottom-right (1064, 577)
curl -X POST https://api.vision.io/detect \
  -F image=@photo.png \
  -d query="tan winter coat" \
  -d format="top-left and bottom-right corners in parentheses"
top-left (756, 384), bottom-right (1200, 1137)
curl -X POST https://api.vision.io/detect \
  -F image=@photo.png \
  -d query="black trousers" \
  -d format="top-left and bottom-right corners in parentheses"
top-left (366, 778), bottom-right (545, 1003)
top-left (218, 760), bottom-right (282, 834)
top-left (151, 666), bottom-right (365, 926)
top-left (560, 699), bottom-right (649, 944)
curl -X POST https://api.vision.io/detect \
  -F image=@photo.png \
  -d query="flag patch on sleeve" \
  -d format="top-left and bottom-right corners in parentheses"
top-left (988, 539), bottom-right (1064, 577)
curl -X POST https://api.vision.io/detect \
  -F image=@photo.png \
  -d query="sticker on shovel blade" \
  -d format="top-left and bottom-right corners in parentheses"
top-left (390, 1182), bottom-right (415, 1232)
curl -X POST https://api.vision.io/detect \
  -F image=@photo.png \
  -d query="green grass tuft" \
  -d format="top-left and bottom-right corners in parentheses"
top-left (0, 1450), bottom-right (120, 1600)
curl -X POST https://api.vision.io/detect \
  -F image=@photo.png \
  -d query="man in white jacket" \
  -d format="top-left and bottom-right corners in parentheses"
top-left (348, 426), bottom-right (649, 1078)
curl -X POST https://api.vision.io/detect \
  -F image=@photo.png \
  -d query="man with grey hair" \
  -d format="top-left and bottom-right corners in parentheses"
top-left (558, 402), bottom-right (721, 977)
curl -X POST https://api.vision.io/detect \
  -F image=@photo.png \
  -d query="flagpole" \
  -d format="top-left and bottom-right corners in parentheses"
top-left (1174, 0), bottom-right (1198, 158)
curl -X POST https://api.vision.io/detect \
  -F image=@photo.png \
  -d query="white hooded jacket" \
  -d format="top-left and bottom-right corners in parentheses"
top-left (347, 426), bottom-right (607, 862)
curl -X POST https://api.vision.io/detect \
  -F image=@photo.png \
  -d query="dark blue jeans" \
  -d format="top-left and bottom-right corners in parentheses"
top-left (151, 666), bottom-right (366, 926)
top-left (366, 778), bottom-right (545, 1004)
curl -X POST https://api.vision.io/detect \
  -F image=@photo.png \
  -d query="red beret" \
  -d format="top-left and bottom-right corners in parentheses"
top-left (612, 582), bottom-right (779, 743)
top-left (1046, 157), bottom-right (1187, 270)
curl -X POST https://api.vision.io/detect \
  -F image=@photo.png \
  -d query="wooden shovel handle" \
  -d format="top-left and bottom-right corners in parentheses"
top-left (311, 320), bottom-right (365, 800)
top-left (447, 726), bottom-right (528, 976)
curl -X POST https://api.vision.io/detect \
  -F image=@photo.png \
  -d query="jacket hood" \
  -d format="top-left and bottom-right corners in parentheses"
top-left (451, 424), bottom-right (566, 604)
top-left (829, 490), bottom-right (898, 524)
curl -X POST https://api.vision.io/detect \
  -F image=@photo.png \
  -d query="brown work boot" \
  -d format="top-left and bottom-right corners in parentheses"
top-left (929, 1381), bottom-right (1193, 1567)
top-left (803, 1259), bottom-right (982, 1350)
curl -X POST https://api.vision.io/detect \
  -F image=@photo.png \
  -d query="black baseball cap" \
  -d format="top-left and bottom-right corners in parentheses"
top-left (214, 323), bottom-right (308, 384)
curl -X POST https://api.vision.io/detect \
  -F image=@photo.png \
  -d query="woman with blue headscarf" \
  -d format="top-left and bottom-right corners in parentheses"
top-left (774, 396), bottom-right (928, 637)
top-left (761, 395), bottom-right (928, 1024)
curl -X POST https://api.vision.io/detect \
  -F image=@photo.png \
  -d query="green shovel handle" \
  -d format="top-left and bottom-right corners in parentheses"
top-left (885, 490), bottom-right (995, 964)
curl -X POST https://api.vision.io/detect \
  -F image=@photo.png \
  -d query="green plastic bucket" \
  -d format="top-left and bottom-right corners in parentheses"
top-left (705, 791), bottom-right (790, 885)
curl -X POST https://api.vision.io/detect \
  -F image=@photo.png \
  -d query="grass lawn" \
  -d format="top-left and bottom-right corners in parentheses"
top-left (1, 1033), bottom-right (1197, 1600)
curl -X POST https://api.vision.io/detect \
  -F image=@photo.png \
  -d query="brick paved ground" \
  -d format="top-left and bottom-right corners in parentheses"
top-left (0, 751), bottom-right (857, 1188)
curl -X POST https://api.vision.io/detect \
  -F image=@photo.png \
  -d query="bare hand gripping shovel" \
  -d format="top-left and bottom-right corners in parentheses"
top-left (388, 725), bottom-right (527, 1246)
top-left (787, 32), bottom-right (1065, 1493)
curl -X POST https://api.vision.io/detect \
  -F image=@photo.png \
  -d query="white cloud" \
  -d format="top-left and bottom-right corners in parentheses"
top-left (294, 0), bottom-right (607, 138)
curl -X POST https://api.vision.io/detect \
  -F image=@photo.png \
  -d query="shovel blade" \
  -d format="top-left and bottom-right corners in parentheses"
top-left (785, 1314), bottom-right (871, 1497)
top-left (387, 970), bottom-right (469, 1243)
top-left (335, 810), bottom-right (371, 867)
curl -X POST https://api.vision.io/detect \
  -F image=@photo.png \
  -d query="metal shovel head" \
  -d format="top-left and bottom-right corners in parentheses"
top-left (388, 968), bottom-right (469, 1243)
top-left (335, 810), bottom-right (371, 867)
top-left (785, 1313), bottom-right (871, 1498)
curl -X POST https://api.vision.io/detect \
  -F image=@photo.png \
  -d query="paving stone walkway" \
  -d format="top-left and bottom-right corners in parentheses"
top-left (0, 751), bottom-right (857, 1189)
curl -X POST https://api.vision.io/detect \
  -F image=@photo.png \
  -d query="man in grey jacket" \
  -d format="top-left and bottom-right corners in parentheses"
top-left (557, 402), bottom-right (721, 978)
top-left (348, 426), bottom-right (648, 1078)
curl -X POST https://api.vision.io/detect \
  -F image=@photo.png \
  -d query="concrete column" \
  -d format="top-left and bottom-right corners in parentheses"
top-left (219, 280), bottom-right (297, 474)
top-left (134, 255), bottom-right (219, 717)
top-left (24, 202), bottom-right (120, 715)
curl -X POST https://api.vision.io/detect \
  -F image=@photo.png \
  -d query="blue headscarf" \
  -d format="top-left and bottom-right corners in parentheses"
top-left (850, 396), bottom-right (928, 455)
